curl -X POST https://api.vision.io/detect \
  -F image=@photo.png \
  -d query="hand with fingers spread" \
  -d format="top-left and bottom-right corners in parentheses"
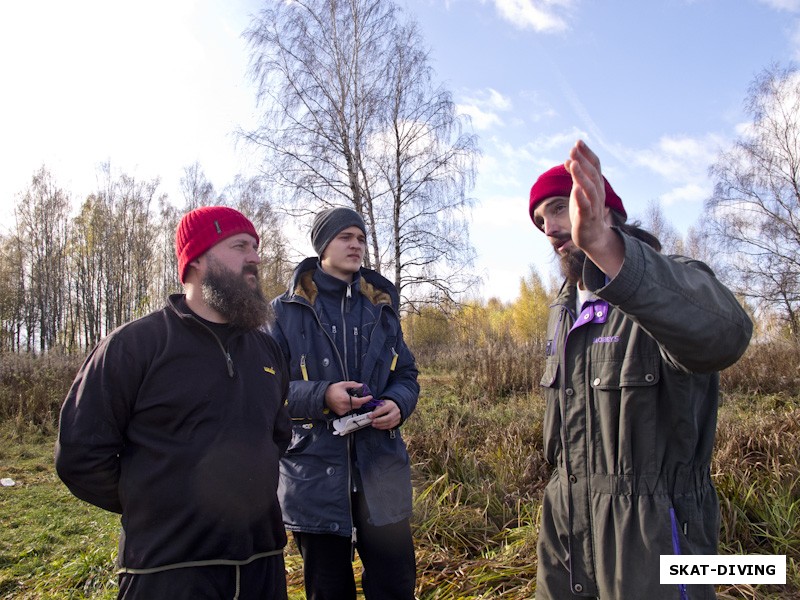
top-left (564, 140), bottom-right (625, 279)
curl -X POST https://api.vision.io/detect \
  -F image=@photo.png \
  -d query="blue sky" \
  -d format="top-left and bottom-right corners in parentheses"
top-left (1, 0), bottom-right (797, 301)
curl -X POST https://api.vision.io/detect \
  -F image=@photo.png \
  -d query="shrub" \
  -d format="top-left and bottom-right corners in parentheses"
top-left (0, 353), bottom-right (82, 432)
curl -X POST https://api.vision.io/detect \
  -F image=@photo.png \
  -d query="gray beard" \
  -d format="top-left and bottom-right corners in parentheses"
top-left (201, 259), bottom-right (273, 330)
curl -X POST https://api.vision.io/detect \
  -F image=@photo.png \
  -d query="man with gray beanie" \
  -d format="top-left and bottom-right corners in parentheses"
top-left (269, 206), bottom-right (419, 599)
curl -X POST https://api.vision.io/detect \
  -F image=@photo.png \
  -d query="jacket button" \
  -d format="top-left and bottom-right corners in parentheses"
top-left (569, 475), bottom-right (577, 484)
top-left (565, 388), bottom-right (574, 396)
top-left (592, 377), bottom-right (601, 386)
top-left (322, 358), bottom-right (330, 367)
top-left (645, 373), bottom-right (655, 382)
top-left (330, 523), bottom-right (339, 532)
top-left (326, 467), bottom-right (335, 476)
top-left (573, 583), bottom-right (583, 593)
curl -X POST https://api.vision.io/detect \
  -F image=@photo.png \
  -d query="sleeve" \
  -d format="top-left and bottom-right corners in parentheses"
top-left (585, 230), bottom-right (753, 373)
top-left (270, 336), bottom-right (293, 457)
top-left (54, 333), bottom-right (140, 513)
top-left (378, 326), bottom-right (420, 425)
top-left (267, 303), bottom-right (334, 421)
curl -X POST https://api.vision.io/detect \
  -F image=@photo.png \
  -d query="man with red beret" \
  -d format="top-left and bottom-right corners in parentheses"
top-left (56, 206), bottom-right (292, 599)
top-left (528, 141), bottom-right (752, 599)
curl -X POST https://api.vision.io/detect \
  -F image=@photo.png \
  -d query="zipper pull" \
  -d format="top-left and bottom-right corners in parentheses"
top-left (300, 354), bottom-right (309, 381)
top-left (332, 324), bottom-right (337, 337)
top-left (390, 347), bottom-right (398, 371)
top-left (225, 352), bottom-right (234, 378)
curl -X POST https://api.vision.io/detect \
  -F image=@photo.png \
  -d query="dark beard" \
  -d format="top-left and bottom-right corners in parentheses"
top-left (201, 258), bottom-right (273, 330)
top-left (559, 247), bottom-right (585, 285)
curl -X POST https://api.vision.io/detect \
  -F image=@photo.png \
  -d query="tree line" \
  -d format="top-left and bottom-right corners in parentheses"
top-left (0, 163), bottom-right (289, 354)
top-left (1, 0), bottom-right (798, 353)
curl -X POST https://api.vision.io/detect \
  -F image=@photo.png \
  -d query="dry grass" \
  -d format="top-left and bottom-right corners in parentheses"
top-left (2, 339), bottom-right (799, 598)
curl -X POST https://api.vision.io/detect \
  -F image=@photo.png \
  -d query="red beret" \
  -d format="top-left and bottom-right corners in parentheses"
top-left (175, 206), bottom-right (259, 283)
top-left (528, 164), bottom-right (626, 222)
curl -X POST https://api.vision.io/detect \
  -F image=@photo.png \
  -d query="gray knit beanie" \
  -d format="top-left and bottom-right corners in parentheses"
top-left (311, 207), bottom-right (367, 256)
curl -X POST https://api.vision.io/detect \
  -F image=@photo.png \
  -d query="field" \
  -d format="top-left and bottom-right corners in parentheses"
top-left (1, 352), bottom-right (799, 599)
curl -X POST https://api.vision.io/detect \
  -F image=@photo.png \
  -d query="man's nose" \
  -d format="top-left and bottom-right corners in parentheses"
top-left (543, 218), bottom-right (559, 237)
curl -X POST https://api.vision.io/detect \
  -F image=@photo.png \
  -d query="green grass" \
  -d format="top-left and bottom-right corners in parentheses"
top-left (1, 379), bottom-right (799, 598)
top-left (0, 424), bottom-right (118, 599)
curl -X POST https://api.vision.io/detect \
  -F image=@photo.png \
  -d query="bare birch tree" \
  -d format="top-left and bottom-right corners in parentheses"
top-left (14, 167), bottom-right (71, 352)
top-left (706, 63), bottom-right (800, 342)
top-left (0, 234), bottom-right (26, 352)
top-left (243, 0), bottom-right (479, 308)
top-left (222, 174), bottom-right (292, 299)
top-left (181, 162), bottom-right (217, 209)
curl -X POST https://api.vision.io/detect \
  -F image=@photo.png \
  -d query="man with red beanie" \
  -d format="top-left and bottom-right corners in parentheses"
top-left (56, 206), bottom-right (292, 599)
top-left (529, 141), bottom-right (752, 599)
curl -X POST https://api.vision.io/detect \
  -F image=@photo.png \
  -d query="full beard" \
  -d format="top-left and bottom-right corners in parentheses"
top-left (559, 246), bottom-right (586, 285)
top-left (201, 259), bottom-right (273, 330)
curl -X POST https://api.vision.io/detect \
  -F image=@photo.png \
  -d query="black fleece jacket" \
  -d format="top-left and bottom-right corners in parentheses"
top-left (55, 294), bottom-right (291, 571)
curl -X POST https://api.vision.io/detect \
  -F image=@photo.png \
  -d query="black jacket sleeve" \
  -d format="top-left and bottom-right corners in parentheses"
top-left (54, 333), bottom-right (139, 514)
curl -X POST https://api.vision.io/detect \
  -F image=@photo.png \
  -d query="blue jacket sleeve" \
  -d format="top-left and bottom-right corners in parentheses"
top-left (378, 332), bottom-right (419, 424)
top-left (267, 311), bottom-right (335, 420)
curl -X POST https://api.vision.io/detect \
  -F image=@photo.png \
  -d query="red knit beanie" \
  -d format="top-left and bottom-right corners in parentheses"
top-left (175, 206), bottom-right (259, 283)
top-left (528, 164), bottom-right (626, 222)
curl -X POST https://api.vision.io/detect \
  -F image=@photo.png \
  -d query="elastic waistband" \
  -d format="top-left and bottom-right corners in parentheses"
top-left (117, 549), bottom-right (284, 576)
top-left (554, 468), bottom-right (712, 496)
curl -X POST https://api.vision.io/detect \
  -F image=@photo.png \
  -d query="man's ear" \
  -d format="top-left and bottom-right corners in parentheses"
top-left (185, 256), bottom-right (204, 282)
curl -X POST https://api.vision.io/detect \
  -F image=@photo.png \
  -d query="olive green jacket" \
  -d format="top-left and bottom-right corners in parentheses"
top-left (535, 230), bottom-right (752, 599)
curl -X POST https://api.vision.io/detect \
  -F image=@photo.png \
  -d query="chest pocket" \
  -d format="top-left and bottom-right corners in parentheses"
top-left (540, 355), bottom-right (559, 388)
top-left (590, 354), bottom-right (660, 390)
top-left (589, 354), bottom-right (661, 475)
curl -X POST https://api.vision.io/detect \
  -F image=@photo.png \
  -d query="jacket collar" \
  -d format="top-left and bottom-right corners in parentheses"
top-left (286, 257), bottom-right (395, 308)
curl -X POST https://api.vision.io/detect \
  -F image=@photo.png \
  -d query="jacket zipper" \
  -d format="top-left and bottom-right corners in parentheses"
top-left (186, 315), bottom-right (235, 378)
top-left (288, 291), bottom-right (355, 543)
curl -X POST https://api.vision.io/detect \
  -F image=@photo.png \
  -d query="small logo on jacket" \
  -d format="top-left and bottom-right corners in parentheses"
top-left (593, 335), bottom-right (620, 344)
top-left (263, 366), bottom-right (276, 375)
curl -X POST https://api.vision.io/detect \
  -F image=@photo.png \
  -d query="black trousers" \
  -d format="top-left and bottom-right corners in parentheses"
top-left (293, 492), bottom-right (416, 600)
top-left (117, 554), bottom-right (288, 600)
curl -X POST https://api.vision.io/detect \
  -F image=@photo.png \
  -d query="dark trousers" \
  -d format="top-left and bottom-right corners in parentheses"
top-left (294, 492), bottom-right (416, 600)
top-left (117, 554), bottom-right (288, 600)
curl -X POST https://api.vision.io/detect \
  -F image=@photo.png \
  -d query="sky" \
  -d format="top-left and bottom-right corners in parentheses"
top-left (0, 0), bottom-right (797, 302)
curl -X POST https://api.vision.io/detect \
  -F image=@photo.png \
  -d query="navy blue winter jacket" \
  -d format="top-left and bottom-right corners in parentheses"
top-left (269, 257), bottom-right (419, 534)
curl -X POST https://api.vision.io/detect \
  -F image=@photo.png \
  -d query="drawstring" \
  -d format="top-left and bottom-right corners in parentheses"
top-left (232, 564), bottom-right (241, 600)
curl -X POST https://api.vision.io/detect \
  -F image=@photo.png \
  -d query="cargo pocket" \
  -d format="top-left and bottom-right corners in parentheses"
top-left (540, 357), bottom-right (561, 466)
top-left (589, 355), bottom-right (660, 474)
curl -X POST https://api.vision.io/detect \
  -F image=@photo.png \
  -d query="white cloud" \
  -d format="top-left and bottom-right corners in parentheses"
top-left (757, 0), bottom-right (800, 11)
top-left (456, 88), bottom-right (513, 130)
top-left (632, 134), bottom-right (724, 208)
top-left (660, 183), bottom-right (710, 206)
top-left (0, 0), bottom-right (258, 226)
top-left (634, 135), bottom-right (721, 181)
top-left (457, 104), bottom-right (505, 130)
top-left (491, 0), bottom-right (574, 32)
